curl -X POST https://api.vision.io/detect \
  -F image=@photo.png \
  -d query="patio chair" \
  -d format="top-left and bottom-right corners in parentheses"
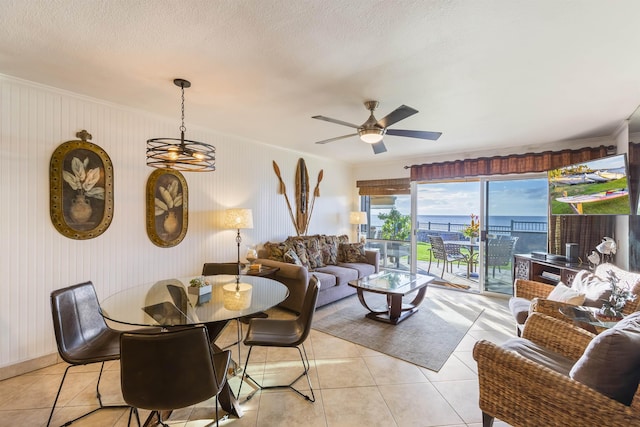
top-left (427, 235), bottom-right (469, 278)
top-left (486, 236), bottom-right (518, 277)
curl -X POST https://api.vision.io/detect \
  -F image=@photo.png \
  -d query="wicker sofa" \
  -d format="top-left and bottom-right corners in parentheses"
top-left (257, 234), bottom-right (379, 313)
top-left (474, 312), bottom-right (640, 427)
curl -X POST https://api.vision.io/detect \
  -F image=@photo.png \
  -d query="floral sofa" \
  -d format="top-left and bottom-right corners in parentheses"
top-left (257, 234), bottom-right (379, 313)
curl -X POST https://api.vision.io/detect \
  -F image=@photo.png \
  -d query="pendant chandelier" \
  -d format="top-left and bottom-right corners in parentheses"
top-left (146, 79), bottom-right (216, 172)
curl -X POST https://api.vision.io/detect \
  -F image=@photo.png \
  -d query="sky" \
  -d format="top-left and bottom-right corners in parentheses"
top-left (373, 178), bottom-right (549, 218)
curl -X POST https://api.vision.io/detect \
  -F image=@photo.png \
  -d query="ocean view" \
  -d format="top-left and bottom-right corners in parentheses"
top-left (370, 214), bottom-right (547, 229)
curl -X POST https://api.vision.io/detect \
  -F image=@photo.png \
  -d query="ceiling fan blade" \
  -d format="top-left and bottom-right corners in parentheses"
top-left (371, 141), bottom-right (387, 154)
top-left (376, 105), bottom-right (418, 128)
top-left (385, 129), bottom-right (442, 140)
top-left (314, 133), bottom-right (358, 144)
top-left (312, 115), bottom-right (360, 129)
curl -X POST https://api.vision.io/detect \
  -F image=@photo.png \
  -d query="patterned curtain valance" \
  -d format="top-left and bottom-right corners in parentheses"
top-left (356, 178), bottom-right (411, 195)
top-left (408, 145), bottom-right (614, 181)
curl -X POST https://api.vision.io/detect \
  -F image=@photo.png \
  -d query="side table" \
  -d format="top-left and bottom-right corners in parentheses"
top-left (244, 265), bottom-right (279, 278)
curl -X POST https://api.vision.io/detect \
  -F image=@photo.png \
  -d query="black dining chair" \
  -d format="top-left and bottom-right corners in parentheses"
top-left (48, 281), bottom-right (129, 427)
top-left (238, 275), bottom-right (320, 402)
top-left (120, 326), bottom-right (231, 427)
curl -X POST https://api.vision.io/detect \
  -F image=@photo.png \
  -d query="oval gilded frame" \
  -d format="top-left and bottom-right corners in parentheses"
top-left (146, 168), bottom-right (188, 247)
top-left (50, 136), bottom-right (114, 240)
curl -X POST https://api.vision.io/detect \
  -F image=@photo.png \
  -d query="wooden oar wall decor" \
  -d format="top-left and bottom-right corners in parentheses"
top-left (273, 158), bottom-right (323, 236)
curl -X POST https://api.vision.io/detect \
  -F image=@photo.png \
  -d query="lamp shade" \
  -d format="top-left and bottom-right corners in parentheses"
top-left (224, 208), bottom-right (253, 229)
top-left (349, 211), bottom-right (367, 225)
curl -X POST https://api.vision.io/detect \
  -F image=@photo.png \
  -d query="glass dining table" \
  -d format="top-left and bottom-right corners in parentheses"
top-left (100, 274), bottom-right (288, 420)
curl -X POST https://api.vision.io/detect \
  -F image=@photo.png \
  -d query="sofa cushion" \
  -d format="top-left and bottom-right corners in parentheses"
top-left (570, 311), bottom-right (640, 406)
top-left (288, 240), bottom-right (311, 269)
top-left (264, 241), bottom-right (290, 262)
top-left (314, 265), bottom-right (358, 286)
top-left (311, 270), bottom-right (337, 288)
top-left (319, 235), bottom-right (339, 265)
top-left (501, 337), bottom-right (574, 375)
top-left (338, 262), bottom-right (375, 279)
top-left (509, 297), bottom-right (532, 326)
top-left (339, 242), bottom-right (368, 263)
top-left (304, 237), bottom-right (325, 269)
top-left (547, 282), bottom-right (586, 306)
top-left (570, 270), bottom-right (612, 308)
top-left (283, 248), bottom-right (302, 265)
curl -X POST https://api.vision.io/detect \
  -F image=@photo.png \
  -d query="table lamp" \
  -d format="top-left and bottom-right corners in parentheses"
top-left (349, 211), bottom-right (367, 243)
top-left (224, 208), bottom-right (254, 275)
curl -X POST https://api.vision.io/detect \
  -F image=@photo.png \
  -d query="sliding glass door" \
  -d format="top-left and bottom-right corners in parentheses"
top-left (482, 177), bottom-right (549, 295)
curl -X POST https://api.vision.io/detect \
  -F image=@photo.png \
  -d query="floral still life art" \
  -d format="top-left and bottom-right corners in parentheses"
top-left (63, 156), bottom-right (105, 225)
top-left (597, 270), bottom-right (636, 320)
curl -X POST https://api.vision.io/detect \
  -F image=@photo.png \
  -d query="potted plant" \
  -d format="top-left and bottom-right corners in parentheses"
top-left (462, 214), bottom-right (480, 244)
top-left (596, 270), bottom-right (636, 321)
top-left (188, 276), bottom-right (211, 296)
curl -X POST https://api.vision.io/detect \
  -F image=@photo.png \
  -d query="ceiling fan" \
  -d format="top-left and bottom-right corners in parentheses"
top-left (312, 100), bottom-right (442, 154)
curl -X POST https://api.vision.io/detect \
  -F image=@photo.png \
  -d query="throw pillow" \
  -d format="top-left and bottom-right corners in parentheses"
top-left (547, 282), bottom-right (586, 306)
top-left (304, 237), bottom-right (325, 269)
top-left (264, 241), bottom-right (289, 262)
top-left (319, 235), bottom-right (339, 265)
top-left (570, 311), bottom-right (640, 405)
top-left (290, 240), bottom-right (311, 269)
top-left (570, 270), bottom-right (612, 308)
top-left (283, 248), bottom-right (302, 266)
top-left (339, 242), bottom-right (368, 263)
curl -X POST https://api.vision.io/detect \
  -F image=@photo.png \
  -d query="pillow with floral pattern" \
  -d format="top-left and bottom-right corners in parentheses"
top-left (339, 242), bottom-right (368, 263)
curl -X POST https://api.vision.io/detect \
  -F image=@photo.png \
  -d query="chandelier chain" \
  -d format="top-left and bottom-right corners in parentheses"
top-left (180, 83), bottom-right (186, 133)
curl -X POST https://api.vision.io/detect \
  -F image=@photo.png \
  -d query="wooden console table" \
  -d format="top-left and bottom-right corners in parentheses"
top-left (513, 254), bottom-right (589, 285)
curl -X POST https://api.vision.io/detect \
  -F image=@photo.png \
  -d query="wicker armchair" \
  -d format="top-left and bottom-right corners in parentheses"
top-left (511, 263), bottom-right (640, 334)
top-left (474, 312), bottom-right (640, 427)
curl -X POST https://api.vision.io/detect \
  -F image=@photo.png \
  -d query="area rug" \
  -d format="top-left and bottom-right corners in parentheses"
top-left (312, 293), bottom-right (483, 372)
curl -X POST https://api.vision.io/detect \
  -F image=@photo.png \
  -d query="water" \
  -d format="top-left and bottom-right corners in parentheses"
top-left (369, 214), bottom-right (547, 228)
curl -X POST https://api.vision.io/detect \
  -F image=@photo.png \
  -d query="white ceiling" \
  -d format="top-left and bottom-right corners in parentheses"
top-left (3, 0), bottom-right (640, 165)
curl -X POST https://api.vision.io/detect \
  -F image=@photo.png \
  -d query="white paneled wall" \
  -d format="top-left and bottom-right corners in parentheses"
top-left (0, 75), bottom-right (352, 370)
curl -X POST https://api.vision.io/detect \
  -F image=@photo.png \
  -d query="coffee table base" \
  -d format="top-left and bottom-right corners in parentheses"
top-left (356, 287), bottom-right (427, 325)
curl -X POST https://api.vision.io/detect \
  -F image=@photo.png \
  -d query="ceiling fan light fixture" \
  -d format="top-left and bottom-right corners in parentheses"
top-left (146, 79), bottom-right (216, 172)
top-left (358, 128), bottom-right (384, 144)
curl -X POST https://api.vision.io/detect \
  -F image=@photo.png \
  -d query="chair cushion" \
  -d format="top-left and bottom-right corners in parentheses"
top-left (501, 337), bottom-right (574, 375)
top-left (547, 282), bottom-right (586, 305)
top-left (509, 297), bottom-right (533, 325)
top-left (570, 311), bottom-right (640, 406)
top-left (570, 270), bottom-right (612, 308)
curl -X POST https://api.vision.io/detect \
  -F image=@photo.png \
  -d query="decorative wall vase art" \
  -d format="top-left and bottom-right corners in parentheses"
top-left (273, 158), bottom-right (323, 236)
top-left (146, 168), bottom-right (188, 247)
top-left (50, 130), bottom-right (114, 240)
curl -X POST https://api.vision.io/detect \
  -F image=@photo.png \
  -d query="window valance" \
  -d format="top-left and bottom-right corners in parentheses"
top-left (408, 145), bottom-right (614, 181)
top-left (356, 178), bottom-right (410, 195)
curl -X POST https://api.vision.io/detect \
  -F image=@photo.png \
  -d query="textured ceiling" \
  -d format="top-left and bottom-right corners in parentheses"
top-left (2, 0), bottom-right (640, 164)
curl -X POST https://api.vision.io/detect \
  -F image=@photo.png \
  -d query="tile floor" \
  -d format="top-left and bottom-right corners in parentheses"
top-left (0, 287), bottom-right (514, 427)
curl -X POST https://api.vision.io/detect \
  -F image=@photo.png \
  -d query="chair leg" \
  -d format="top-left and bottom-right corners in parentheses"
top-left (482, 411), bottom-right (495, 427)
top-left (127, 407), bottom-right (141, 427)
top-left (239, 344), bottom-right (315, 402)
top-left (47, 362), bottom-right (129, 427)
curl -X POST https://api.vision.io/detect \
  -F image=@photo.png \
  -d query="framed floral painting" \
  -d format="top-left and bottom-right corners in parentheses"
top-left (49, 130), bottom-right (114, 240)
top-left (146, 168), bottom-right (188, 247)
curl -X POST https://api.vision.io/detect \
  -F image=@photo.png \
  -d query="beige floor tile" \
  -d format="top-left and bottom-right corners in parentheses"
top-left (420, 353), bottom-right (477, 382)
top-left (315, 357), bottom-right (375, 389)
top-left (254, 390), bottom-right (326, 427)
top-left (379, 382), bottom-right (464, 427)
top-left (432, 379), bottom-right (482, 425)
top-left (362, 353), bottom-right (427, 385)
top-left (321, 386), bottom-right (397, 427)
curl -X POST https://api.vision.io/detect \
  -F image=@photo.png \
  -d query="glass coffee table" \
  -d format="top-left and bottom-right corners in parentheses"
top-left (348, 271), bottom-right (434, 325)
top-left (559, 305), bottom-right (621, 334)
